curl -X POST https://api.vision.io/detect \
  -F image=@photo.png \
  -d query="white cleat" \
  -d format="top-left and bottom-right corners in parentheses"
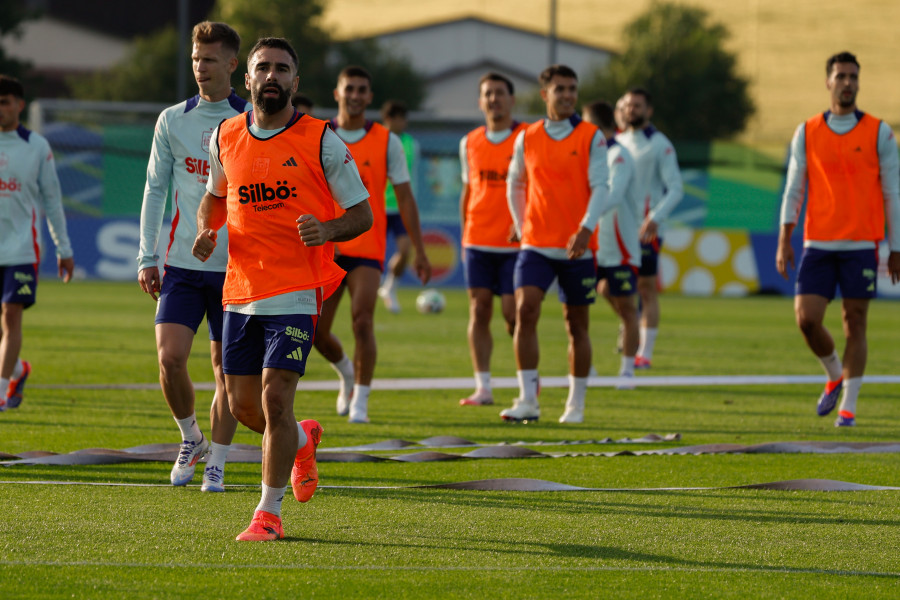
top-left (460, 389), bottom-right (494, 406)
top-left (615, 371), bottom-right (636, 390)
top-left (336, 389), bottom-right (351, 416)
top-left (348, 395), bottom-right (369, 424)
top-left (170, 436), bottom-right (210, 486)
top-left (377, 286), bottom-right (401, 314)
top-left (201, 464), bottom-right (225, 492)
top-left (559, 399), bottom-right (585, 424)
top-left (500, 398), bottom-right (540, 423)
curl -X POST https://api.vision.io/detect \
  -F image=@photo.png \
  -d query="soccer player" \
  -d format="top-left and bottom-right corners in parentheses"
top-left (617, 88), bottom-right (683, 369)
top-left (776, 51), bottom-right (900, 427)
top-left (458, 72), bottom-right (525, 406)
top-left (313, 66), bottom-right (431, 424)
top-left (138, 21), bottom-right (247, 492)
top-left (291, 92), bottom-right (314, 115)
top-left (193, 37), bottom-right (372, 540)
top-left (504, 64), bottom-right (610, 424)
top-left (377, 100), bottom-right (420, 313)
top-left (0, 75), bottom-right (74, 412)
top-left (614, 96), bottom-right (628, 132)
top-left (582, 100), bottom-right (641, 388)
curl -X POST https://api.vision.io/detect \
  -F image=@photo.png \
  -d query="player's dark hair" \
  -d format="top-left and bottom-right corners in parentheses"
top-left (247, 37), bottom-right (298, 71)
top-left (0, 75), bottom-right (25, 99)
top-left (291, 92), bottom-right (313, 111)
top-left (381, 100), bottom-right (408, 120)
top-left (826, 51), bottom-right (859, 75)
top-left (583, 100), bottom-right (615, 130)
top-left (479, 72), bottom-right (515, 95)
top-left (626, 87), bottom-right (653, 106)
top-left (191, 21), bottom-right (241, 56)
top-left (338, 65), bottom-right (372, 84)
top-left (538, 64), bottom-right (578, 88)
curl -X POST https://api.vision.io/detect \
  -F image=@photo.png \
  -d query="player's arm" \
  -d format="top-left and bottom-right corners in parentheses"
top-left (138, 111), bottom-right (175, 297)
top-left (192, 191), bottom-right (227, 261)
top-left (36, 137), bottom-right (74, 282)
top-left (298, 200), bottom-right (373, 246)
top-left (568, 131), bottom-right (610, 259)
top-left (506, 130), bottom-right (527, 240)
top-left (458, 135), bottom-right (470, 234)
top-left (641, 135), bottom-right (683, 242)
top-left (387, 132), bottom-right (432, 283)
top-left (776, 124), bottom-right (808, 280)
top-left (877, 121), bottom-right (900, 283)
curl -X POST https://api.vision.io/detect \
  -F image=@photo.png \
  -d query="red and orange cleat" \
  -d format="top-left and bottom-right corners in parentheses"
top-left (291, 419), bottom-right (322, 502)
top-left (235, 510), bottom-right (284, 541)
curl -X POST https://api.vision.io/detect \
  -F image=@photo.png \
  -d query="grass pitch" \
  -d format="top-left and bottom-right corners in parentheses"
top-left (1, 281), bottom-right (898, 599)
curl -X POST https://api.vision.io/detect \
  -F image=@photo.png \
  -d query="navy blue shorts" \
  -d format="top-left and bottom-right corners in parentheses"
top-left (464, 248), bottom-right (517, 296)
top-left (0, 264), bottom-right (37, 309)
top-left (514, 250), bottom-right (597, 306)
top-left (335, 255), bottom-right (383, 276)
top-left (222, 312), bottom-right (318, 375)
top-left (155, 265), bottom-right (226, 341)
top-left (599, 264), bottom-right (638, 297)
top-left (796, 247), bottom-right (878, 300)
top-left (386, 213), bottom-right (408, 239)
top-left (639, 238), bottom-right (663, 277)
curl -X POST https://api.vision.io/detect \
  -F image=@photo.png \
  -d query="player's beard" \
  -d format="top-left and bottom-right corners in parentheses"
top-left (254, 83), bottom-right (290, 114)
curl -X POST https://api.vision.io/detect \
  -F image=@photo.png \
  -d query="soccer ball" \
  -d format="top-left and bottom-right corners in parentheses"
top-left (416, 288), bottom-right (446, 314)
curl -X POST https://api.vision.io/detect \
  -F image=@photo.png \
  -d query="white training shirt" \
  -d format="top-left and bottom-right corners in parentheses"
top-left (0, 125), bottom-right (72, 266)
top-left (616, 125), bottom-right (683, 230)
top-left (506, 116), bottom-right (611, 260)
top-left (206, 114), bottom-right (369, 315)
top-left (780, 111), bottom-right (900, 251)
top-left (138, 91), bottom-right (249, 273)
top-left (597, 138), bottom-right (642, 268)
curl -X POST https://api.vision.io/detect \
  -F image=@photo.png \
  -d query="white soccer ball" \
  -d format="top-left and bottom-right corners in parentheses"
top-left (416, 288), bottom-right (446, 314)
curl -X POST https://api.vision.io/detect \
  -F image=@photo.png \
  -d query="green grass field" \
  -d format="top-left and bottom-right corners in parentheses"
top-left (1, 281), bottom-right (899, 599)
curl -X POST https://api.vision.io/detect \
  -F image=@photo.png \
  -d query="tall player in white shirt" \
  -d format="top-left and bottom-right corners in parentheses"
top-left (137, 22), bottom-right (248, 491)
top-left (0, 75), bottom-right (74, 412)
top-left (617, 88), bottom-right (683, 369)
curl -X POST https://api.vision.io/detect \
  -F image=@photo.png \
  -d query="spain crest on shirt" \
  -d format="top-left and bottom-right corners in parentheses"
top-left (252, 157), bottom-right (270, 179)
top-left (201, 129), bottom-right (212, 153)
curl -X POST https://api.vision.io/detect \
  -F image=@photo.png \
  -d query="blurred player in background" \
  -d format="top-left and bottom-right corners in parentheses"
top-left (777, 51), bottom-right (900, 427)
top-left (582, 99), bottom-right (641, 389)
top-left (138, 21), bottom-right (247, 492)
top-left (617, 88), bottom-right (683, 370)
top-left (291, 92), bottom-right (314, 116)
top-left (458, 72), bottom-right (524, 406)
top-left (505, 64), bottom-right (610, 424)
top-left (193, 37), bottom-right (372, 540)
top-left (0, 75), bottom-right (74, 412)
top-left (313, 67), bottom-right (431, 424)
top-left (377, 100), bottom-right (420, 313)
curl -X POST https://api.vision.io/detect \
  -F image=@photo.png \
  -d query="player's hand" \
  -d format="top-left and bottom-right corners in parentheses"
top-left (775, 241), bottom-right (794, 281)
top-left (58, 256), bottom-right (75, 284)
top-left (887, 251), bottom-right (900, 285)
top-left (138, 266), bottom-right (161, 301)
top-left (566, 227), bottom-right (591, 259)
top-left (639, 218), bottom-right (659, 244)
top-left (192, 229), bottom-right (217, 261)
top-left (414, 251), bottom-right (432, 284)
top-left (297, 214), bottom-right (328, 246)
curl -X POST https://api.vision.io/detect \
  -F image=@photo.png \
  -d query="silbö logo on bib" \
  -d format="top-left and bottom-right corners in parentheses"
top-left (238, 180), bottom-right (296, 212)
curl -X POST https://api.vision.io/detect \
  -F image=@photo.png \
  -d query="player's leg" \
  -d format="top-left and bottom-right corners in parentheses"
top-left (379, 215), bottom-right (410, 313)
top-left (0, 302), bottom-right (24, 411)
top-left (313, 280), bottom-right (354, 415)
top-left (635, 240), bottom-right (661, 368)
top-left (557, 258), bottom-right (596, 423)
top-left (1, 264), bottom-right (36, 410)
top-left (463, 286), bottom-right (495, 405)
top-left (605, 265), bottom-right (639, 387)
top-left (345, 264), bottom-right (382, 423)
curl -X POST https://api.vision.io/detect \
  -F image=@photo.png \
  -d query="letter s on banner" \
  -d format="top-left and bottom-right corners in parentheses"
top-left (96, 221), bottom-right (142, 280)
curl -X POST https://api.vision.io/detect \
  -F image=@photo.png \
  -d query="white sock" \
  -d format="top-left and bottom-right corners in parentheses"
top-left (620, 356), bottom-right (635, 377)
top-left (10, 359), bottom-right (23, 380)
top-left (0, 377), bottom-right (8, 399)
top-left (566, 375), bottom-right (588, 407)
top-left (174, 414), bottom-right (203, 443)
top-left (517, 369), bottom-right (539, 403)
top-left (475, 371), bottom-right (491, 393)
top-left (256, 483), bottom-right (286, 517)
top-left (382, 271), bottom-right (396, 292)
top-left (817, 350), bottom-right (843, 382)
top-left (838, 377), bottom-right (862, 416)
top-left (350, 384), bottom-right (370, 416)
top-left (638, 327), bottom-right (658, 360)
top-left (330, 355), bottom-right (354, 400)
top-left (205, 442), bottom-right (231, 473)
top-left (295, 421), bottom-right (308, 450)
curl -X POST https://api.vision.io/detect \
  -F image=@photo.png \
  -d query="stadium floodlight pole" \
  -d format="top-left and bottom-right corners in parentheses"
top-left (176, 0), bottom-right (189, 101)
top-left (548, 0), bottom-right (558, 65)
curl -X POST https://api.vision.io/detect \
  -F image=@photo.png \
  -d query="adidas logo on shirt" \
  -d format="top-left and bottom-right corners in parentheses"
top-left (282, 157), bottom-right (298, 167)
top-left (343, 151), bottom-right (353, 164)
